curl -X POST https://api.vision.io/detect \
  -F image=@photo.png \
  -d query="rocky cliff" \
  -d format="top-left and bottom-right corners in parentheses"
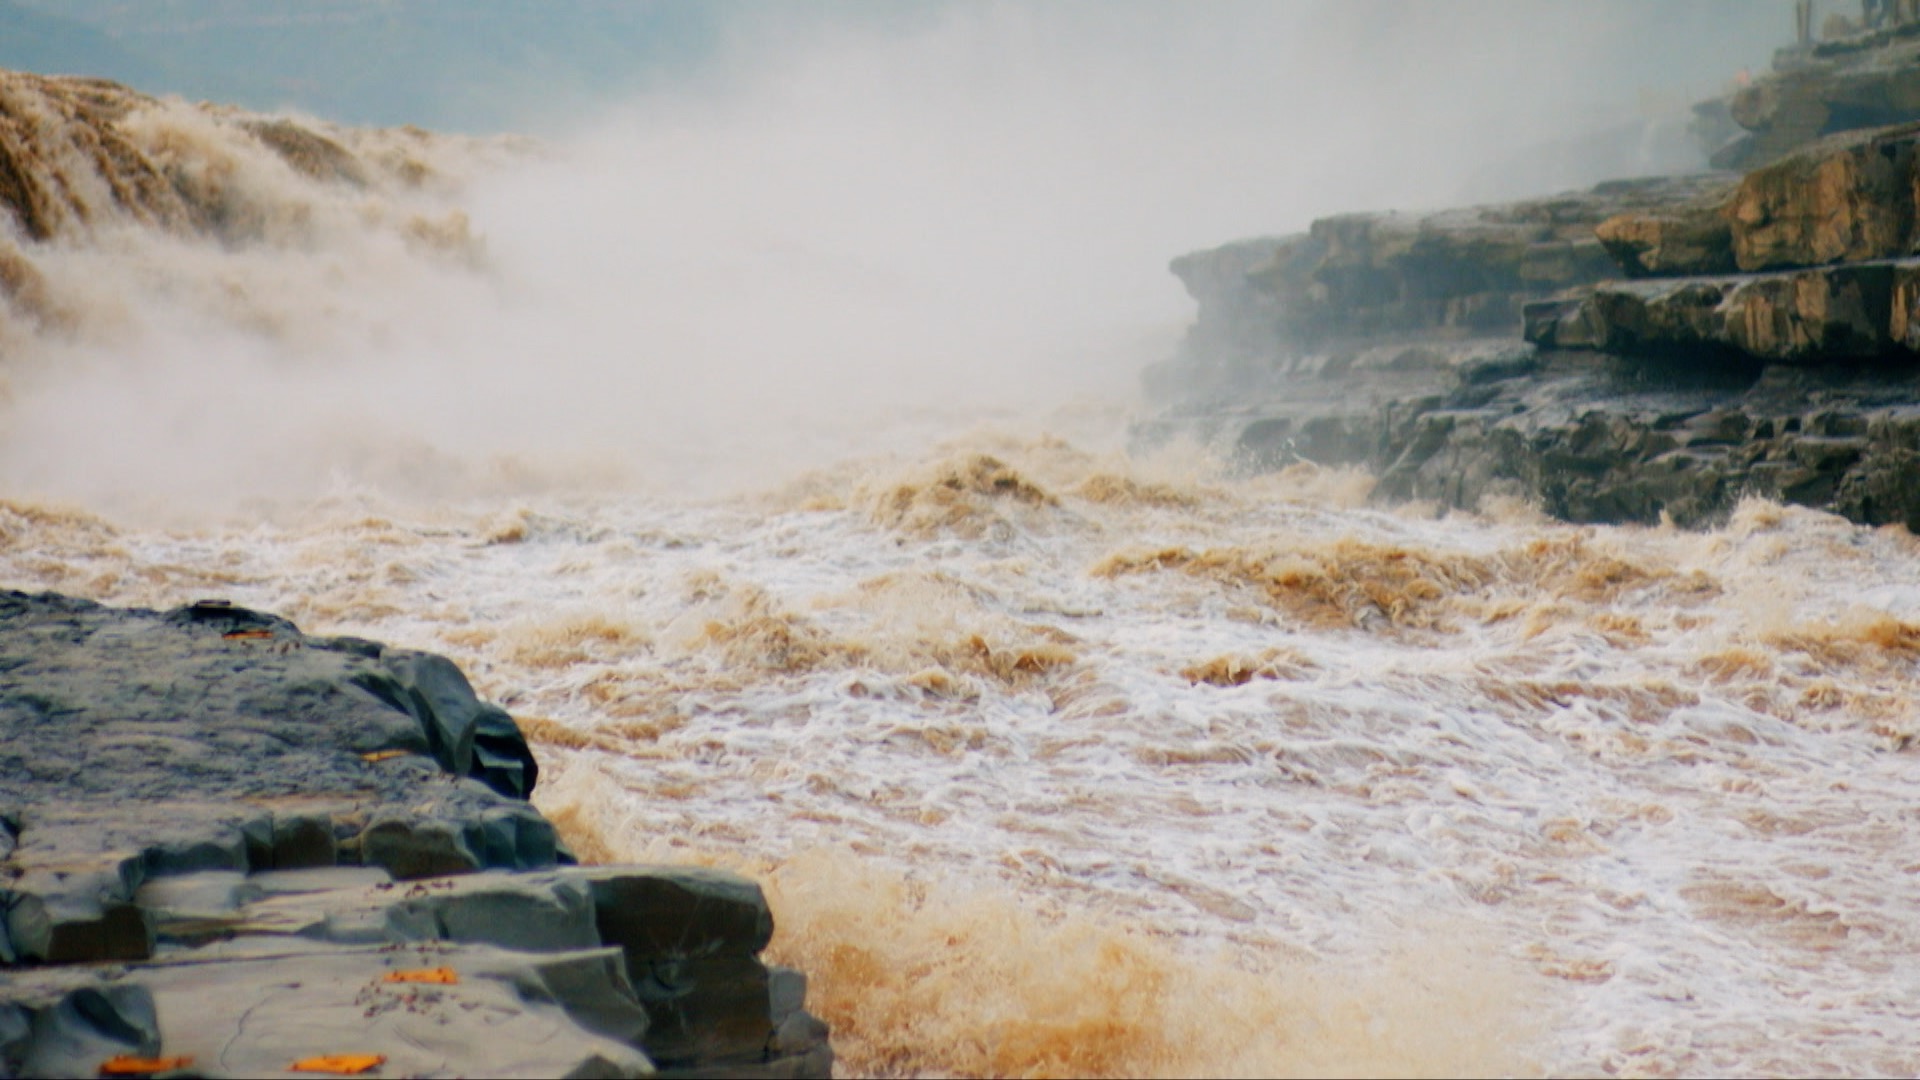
top-left (1706, 18), bottom-right (1920, 171)
top-left (1146, 112), bottom-right (1920, 530)
top-left (0, 591), bottom-right (831, 1079)
top-left (1153, 174), bottom-right (1737, 399)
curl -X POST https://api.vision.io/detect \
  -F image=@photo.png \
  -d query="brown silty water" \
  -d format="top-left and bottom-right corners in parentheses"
top-left (4, 63), bottom-right (1920, 1079)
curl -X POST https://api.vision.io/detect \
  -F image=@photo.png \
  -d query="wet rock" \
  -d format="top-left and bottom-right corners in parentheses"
top-left (355, 815), bottom-right (467, 880)
top-left (1728, 124), bottom-right (1920, 271)
top-left (1594, 205), bottom-right (1736, 277)
top-left (584, 868), bottom-right (776, 963)
top-left (1526, 263), bottom-right (1904, 363)
top-left (5, 823), bottom-right (154, 965)
top-left (0, 593), bottom-right (834, 1078)
top-left (1147, 96), bottom-right (1920, 532)
top-left (0, 593), bottom-right (556, 887)
top-left (581, 868), bottom-right (786, 1070)
top-left (1708, 23), bottom-right (1920, 171)
top-left (5, 877), bottom-right (151, 966)
top-left (427, 871), bottom-right (603, 953)
top-left (1142, 350), bottom-right (1920, 530)
top-left (268, 812), bottom-right (337, 870)
top-left (131, 940), bottom-right (656, 1079)
top-left (1, 980), bottom-right (160, 1079)
top-left (632, 953), bottom-right (773, 1069)
top-left (117, 863), bottom-right (828, 1078)
top-left (1157, 174), bottom-right (1737, 401)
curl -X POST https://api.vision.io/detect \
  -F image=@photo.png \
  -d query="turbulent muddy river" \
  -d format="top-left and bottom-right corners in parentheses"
top-left (3, 8), bottom-right (1918, 1073)
top-left (6, 445), bottom-right (1920, 1077)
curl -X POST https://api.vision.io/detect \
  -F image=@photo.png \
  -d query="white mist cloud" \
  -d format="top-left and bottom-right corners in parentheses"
top-left (0, 1), bottom-right (1783, 516)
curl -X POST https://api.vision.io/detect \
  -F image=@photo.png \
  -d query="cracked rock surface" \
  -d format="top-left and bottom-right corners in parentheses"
top-left (0, 591), bottom-right (831, 1079)
top-left (1144, 113), bottom-right (1920, 530)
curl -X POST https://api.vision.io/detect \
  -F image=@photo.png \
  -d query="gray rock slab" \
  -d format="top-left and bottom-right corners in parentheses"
top-left (628, 953), bottom-right (772, 1068)
top-left (0, 976), bottom-right (160, 1080)
top-left (0, 591), bottom-right (561, 967)
top-left (246, 866), bottom-right (391, 896)
top-left (582, 867), bottom-right (775, 962)
top-left (0, 593), bottom-right (833, 1078)
top-left (0, 592), bottom-right (543, 817)
top-left (132, 942), bottom-right (654, 1079)
top-left (578, 867), bottom-right (784, 1067)
top-left (6, 856), bottom-right (152, 964)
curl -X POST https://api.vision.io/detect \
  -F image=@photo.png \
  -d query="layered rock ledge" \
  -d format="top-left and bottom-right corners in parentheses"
top-left (0, 590), bottom-right (831, 1079)
top-left (1703, 16), bottom-right (1920, 171)
top-left (1143, 102), bottom-right (1920, 530)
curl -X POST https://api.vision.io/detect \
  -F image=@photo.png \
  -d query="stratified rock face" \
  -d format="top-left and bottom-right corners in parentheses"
top-left (1526, 262), bottom-right (1907, 363)
top-left (0, 592), bottom-right (832, 1079)
top-left (1149, 102), bottom-right (1920, 531)
top-left (1159, 175), bottom-right (1738, 397)
top-left (1136, 350), bottom-right (1920, 530)
top-left (1528, 126), bottom-right (1920, 366)
top-left (1727, 123), bottom-right (1920, 270)
top-left (1550, 123), bottom-right (1920, 285)
top-left (1593, 204), bottom-right (1735, 278)
top-left (1710, 22), bottom-right (1920, 170)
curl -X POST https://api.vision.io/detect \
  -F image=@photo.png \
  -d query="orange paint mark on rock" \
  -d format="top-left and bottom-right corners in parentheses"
top-left (289, 1054), bottom-right (387, 1075)
top-left (98, 1056), bottom-right (194, 1077)
top-left (381, 966), bottom-right (457, 985)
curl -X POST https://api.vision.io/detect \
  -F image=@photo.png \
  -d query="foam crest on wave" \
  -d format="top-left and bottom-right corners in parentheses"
top-left (535, 771), bottom-right (1550, 1080)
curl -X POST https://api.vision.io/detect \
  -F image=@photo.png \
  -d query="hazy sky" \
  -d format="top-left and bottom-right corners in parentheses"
top-left (0, 2), bottom-right (1812, 512)
top-left (7, 1), bottom-right (1790, 140)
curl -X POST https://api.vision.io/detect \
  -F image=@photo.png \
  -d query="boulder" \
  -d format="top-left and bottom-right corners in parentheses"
top-left (582, 868), bottom-right (782, 1069)
top-left (1708, 23), bottom-right (1920, 171)
top-left (0, 593), bottom-right (834, 1078)
top-left (1, 979), bottom-right (161, 1080)
top-left (1138, 344), bottom-right (1920, 530)
top-left (1726, 124), bottom-right (1920, 270)
top-left (1594, 206), bottom-right (1735, 277)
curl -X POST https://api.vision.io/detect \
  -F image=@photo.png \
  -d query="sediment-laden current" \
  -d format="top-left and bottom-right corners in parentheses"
top-left (3, 59), bottom-right (1919, 1080)
top-left (5, 453), bottom-right (1920, 1077)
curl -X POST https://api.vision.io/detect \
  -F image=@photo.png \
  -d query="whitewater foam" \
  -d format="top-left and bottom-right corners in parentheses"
top-left (6, 439), bottom-right (1920, 1075)
top-left (4, 13), bottom-right (1919, 1072)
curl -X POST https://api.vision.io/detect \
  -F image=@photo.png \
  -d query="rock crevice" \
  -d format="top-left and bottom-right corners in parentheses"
top-left (0, 591), bottom-right (831, 1079)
